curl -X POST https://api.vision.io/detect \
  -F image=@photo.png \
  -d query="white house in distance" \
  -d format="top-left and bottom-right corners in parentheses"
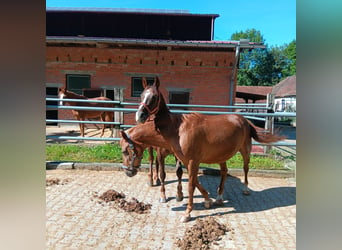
top-left (272, 75), bottom-right (296, 112)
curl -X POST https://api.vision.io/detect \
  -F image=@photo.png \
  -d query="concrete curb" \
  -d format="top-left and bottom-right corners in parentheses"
top-left (46, 161), bottom-right (295, 179)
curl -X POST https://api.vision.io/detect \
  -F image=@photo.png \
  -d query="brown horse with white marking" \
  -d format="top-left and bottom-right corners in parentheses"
top-left (58, 88), bottom-right (114, 137)
top-left (120, 124), bottom-right (184, 203)
top-left (125, 77), bottom-right (285, 222)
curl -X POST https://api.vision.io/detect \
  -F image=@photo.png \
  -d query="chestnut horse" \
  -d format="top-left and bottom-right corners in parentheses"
top-left (120, 124), bottom-right (184, 203)
top-left (58, 88), bottom-right (114, 137)
top-left (129, 77), bottom-right (285, 222)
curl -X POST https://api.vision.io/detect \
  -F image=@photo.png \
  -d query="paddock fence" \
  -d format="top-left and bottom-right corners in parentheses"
top-left (46, 97), bottom-right (296, 153)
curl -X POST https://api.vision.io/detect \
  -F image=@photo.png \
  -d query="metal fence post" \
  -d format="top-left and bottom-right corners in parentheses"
top-left (264, 93), bottom-right (275, 154)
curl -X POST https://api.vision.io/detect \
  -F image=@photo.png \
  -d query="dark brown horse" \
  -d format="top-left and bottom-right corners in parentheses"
top-left (58, 88), bottom-right (114, 137)
top-left (120, 124), bottom-right (184, 203)
top-left (125, 77), bottom-right (285, 222)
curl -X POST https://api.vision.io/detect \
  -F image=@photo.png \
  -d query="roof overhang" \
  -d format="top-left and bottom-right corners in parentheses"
top-left (46, 36), bottom-right (266, 50)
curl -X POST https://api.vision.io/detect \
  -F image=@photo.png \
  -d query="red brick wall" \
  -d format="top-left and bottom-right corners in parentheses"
top-left (46, 46), bottom-right (236, 125)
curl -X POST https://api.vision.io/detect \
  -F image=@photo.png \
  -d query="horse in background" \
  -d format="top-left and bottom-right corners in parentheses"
top-left (131, 77), bottom-right (285, 222)
top-left (58, 88), bottom-right (114, 137)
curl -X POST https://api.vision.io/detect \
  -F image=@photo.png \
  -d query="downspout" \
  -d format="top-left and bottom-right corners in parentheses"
top-left (210, 17), bottom-right (215, 40)
top-left (228, 41), bottom-right (241, 108)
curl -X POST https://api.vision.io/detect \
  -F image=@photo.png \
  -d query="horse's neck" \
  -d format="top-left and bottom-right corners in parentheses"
top-left (132, 123), bottom-right (171, 150)
top-left (155, 103), bottom-right (182, 135)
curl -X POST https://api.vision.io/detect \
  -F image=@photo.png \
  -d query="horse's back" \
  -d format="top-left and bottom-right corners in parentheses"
top-left (178, 113), bottom-right (250, 163)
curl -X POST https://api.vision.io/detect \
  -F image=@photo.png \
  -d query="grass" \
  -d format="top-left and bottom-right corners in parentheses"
top-left (46, 143), bottom-right (289, 171)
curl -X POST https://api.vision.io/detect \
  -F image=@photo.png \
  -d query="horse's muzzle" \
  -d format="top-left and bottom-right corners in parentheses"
top-left (121, 164), bottom-right (139, 177)
top-left (135, 109), bottom-right (148, 124)
top-left (124, 168), bottom-right (138, 177)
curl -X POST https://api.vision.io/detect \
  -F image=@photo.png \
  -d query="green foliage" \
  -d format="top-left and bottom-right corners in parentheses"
top-left (231, 29), bottom-right (296, 86)
top-left (46, 144), bottom-right (287, 170)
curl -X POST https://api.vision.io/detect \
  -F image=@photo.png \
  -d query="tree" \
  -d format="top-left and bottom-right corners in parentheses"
top-left (283, 40), bottom-right (296, 76)
top-left (231, 29), bottom-right (296, 86)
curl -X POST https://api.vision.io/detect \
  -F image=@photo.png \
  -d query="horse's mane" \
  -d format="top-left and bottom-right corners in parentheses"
top-left (65, 90), bottom-right (87, 99)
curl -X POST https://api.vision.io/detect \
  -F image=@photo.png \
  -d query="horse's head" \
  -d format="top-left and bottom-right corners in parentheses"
top-left (58, 88), bottom-right (67, 106)
top-left (135, 77), bottom-right (161, 124)
top-left (120, 130), bottom-right (144, 177)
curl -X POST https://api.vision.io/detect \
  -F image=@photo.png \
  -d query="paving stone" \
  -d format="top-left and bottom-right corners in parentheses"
top-left (46, 169), bottom-right (296, 249)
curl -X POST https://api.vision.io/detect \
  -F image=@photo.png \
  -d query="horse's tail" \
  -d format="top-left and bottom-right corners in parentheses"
top-left (247, 119), bottom-right (286, 143)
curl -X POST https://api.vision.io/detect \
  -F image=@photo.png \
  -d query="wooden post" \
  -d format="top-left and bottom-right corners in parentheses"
top-left (264, 93), bottom-right (275, 154)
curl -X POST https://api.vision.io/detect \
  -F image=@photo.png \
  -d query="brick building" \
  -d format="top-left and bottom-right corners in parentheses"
top-left (46, 7), bottom-right (265, 126)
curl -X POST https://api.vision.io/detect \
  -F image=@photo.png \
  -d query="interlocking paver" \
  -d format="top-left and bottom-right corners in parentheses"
top-left (46, 169), bottom-right (296, 249)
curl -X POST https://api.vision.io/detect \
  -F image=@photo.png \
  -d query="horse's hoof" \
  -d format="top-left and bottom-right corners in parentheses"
top-left (176, 195), bottom-right (183, 202)
top-left (156, 179), bottom-right (161, 186)
top-left (204, 199), bottom-right (213, 209)
top-left (214, 199), bottom-right (224, 206)
top-left (159, 197), bottom-right (167, 203)
top-left (180, 214), bottom-right (191, 223)
top-left (243, 190), bottom-right (250, 196)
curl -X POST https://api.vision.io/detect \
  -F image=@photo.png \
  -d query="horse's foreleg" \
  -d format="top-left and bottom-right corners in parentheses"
top-left (155, 152), bottom-right (161, 186)
top-left (157, 153), bottom-right (166, 203)
top-left (214, 162), bottom-right (228, 205)
top-left (180, 160), bottom-right (206, 223)
top-left (175, 158), bottom-right (184, 202)
top-left (147, 147), bottom-right (154, 187)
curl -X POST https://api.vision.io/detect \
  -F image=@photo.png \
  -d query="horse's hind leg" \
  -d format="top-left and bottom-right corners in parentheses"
top-left (106, 112), bottom-right (114, 137)
top-left (240, 146), bottom-right (251, 195)
top-left (175, 158), bottom-right (184, 202)
top-left (100, 113), bottom-right (106, 137)
top-left (214, 162), bottom-right (228, 205)
top-left (78, 117), bottom-right (85, 137)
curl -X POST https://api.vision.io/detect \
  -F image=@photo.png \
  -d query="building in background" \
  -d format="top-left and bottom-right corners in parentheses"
top-left (46, 7), bottom-right (265, 125)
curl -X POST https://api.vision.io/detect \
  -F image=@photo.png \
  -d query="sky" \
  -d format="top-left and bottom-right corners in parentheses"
top-left (46, 0), bottom-right (296, 47)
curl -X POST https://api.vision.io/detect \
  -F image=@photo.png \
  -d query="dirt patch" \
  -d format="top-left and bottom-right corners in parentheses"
top-left (94, 189), bottom-right (152, 214)
top-left (176, 216), bottom-right (231, 250)
top-left (46, 178), bottom-right (71, 186)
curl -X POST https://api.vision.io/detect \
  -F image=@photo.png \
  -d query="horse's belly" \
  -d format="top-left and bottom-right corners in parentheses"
top-left (200, 148), bottom-right (239, 164)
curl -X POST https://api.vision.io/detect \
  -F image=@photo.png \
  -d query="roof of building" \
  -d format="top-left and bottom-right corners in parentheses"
top-left (235, 86), bottom-right (273, 103)
top-left (46, 7), bottom-right (218, 18)
top-left (271, 75), bottom-right (296, 97)
top-left (46, 7), bottom-right (219, 41)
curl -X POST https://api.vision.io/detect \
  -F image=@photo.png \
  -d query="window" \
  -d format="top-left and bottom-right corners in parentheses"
top-left (66, 74), bottom-right (91, 95)
top-left (169, 92), bottom-right (190, 110)
top-left (131, 77), bottom-right (155, 97)
top-left (82, 88), bottom-right (103, 98)
top-left (46, 87), bottom-right (58, 125)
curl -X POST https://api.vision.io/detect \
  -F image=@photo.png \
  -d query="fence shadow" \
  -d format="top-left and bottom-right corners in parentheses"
top-left (170, 174), bottom-right (295, 217)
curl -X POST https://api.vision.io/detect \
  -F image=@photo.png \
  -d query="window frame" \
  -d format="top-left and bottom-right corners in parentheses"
top-left (131, 77), bottom-right (155, 97)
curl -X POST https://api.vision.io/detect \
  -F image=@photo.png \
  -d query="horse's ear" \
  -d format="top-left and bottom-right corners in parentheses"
top-left (120, 130), bottom-right (129, 141)
top-left (154, 77), bottom-right (160, 89)
top-left (142, 78), bottom-right (148, 89)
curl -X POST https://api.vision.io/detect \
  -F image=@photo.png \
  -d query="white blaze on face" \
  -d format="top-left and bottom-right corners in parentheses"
top-left (135, 90), bottom-right (151, 122)
top-left (59, 93), bottom-right (65, 106)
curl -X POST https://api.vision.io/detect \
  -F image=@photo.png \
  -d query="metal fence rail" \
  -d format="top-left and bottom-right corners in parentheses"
top-left (46, 98), bottom-right (296, 149)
